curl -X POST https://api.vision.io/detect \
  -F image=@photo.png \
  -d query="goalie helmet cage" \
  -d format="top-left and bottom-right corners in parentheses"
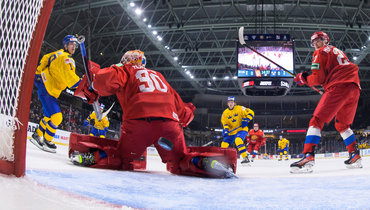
top-left (0, 0), bottom-right (55, 177)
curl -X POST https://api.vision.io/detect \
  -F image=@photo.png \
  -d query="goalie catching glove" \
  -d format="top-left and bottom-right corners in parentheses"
top-left (74, 61), bottom-right (101, 104)
top-left (74, 75), bottom-right (99, 104)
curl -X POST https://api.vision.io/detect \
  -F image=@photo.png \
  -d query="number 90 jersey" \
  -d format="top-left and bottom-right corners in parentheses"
top-left (90, 63), bottom-right (192, 123)
top-left (307, 45), bottom-right (360, 91)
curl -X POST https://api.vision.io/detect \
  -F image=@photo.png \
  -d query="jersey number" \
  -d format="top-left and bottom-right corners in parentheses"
top-left (333, 48), bottom-right (350, 65)
top-left (135, 69), bottom-right (168, 92)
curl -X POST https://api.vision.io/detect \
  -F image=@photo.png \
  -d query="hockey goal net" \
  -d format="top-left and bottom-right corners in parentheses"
top-left (0, 0), bottom-right (55, 177)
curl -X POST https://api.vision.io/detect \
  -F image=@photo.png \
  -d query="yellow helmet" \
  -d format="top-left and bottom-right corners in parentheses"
top-left (120, 50), bottom-right (146, 67)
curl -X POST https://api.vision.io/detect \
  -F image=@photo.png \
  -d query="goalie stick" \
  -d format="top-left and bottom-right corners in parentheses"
top-left (238, 27), bottom-right (323, 95)
top-left (76, 35), bottom-right (103, 121)
top-left (102, 102), bottom-right (115, 119)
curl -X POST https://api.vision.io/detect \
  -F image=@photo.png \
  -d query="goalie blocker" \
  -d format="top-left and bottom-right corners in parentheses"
top-left (69, 133), bottom-right (237, 178)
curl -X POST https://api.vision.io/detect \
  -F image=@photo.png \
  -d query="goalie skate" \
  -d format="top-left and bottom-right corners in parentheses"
top-left (203, 157), bottom-right (238, 179)
top-left (290, 153), bottom-right (315, 174)
top-left (344, 151), bottom-right (362, 169)
top-left (70, 151), bottom-right (95, 166)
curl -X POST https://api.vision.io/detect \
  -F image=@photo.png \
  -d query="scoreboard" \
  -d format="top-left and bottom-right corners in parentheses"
top-left (237, 33), bottom-right (295, 96)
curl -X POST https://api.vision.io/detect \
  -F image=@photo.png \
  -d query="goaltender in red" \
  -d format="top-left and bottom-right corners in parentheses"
top-left (73, 50), bottom-right (237, 178)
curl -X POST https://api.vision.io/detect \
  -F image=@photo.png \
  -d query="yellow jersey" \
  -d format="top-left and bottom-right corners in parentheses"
top-left (221, 105), bottom-right (254, 135)
top-left (36, 49), bottom-right (80, 98)
top-left (87, 112), bottom-right (110, 130)
top-left (278, 138), bottom-right (290, 150)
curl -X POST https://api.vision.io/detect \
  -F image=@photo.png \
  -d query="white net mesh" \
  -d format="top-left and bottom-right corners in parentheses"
top-left (0, 0), bottom-right (44, 161)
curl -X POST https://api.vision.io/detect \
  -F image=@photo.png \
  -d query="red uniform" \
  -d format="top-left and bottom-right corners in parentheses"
top-left (303, 45), bottom-right (360, 154)
top-left (246, 129), bottom-right (266, 158)
top-left (75, 61), bottom-right (237, 178)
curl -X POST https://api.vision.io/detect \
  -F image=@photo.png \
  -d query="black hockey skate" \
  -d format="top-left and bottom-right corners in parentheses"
top-left (70, 151), bottom-right (96, 166)
top-left (29, 132), bottom-right (44, 150)
top-left (202, 157), bottom-right (238, 179)
top-left (42, 139), bottom-right (57, 153)
top-left (241, 157), bottom-right (251, 166)
top-left (290, 152), bottom-right (315, 173)
top-left (344, 150), bottom-right (362, 169)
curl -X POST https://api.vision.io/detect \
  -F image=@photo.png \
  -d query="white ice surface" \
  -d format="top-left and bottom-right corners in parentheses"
top-left (1, 142), bottom-right (370, 209)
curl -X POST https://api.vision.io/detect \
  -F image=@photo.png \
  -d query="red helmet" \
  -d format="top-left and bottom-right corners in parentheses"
top-left (311, 31), bottom-right (329, 47)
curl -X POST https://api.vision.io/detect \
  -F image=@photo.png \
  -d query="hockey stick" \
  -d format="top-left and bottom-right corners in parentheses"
top-left (238, 27), bottom-right (323, 95)
top-left (76, 35), bottom-right (103, 121)
top-left (101, 102), bottom-right (115, 119)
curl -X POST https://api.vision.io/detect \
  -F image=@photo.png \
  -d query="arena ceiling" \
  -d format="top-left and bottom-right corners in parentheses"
top-left (43, 0), bottom-right (370, 101)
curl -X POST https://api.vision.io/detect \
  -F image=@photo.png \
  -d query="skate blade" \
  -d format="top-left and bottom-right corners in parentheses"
top-left (241, 162), bottom-right (251, 167)
top-left (290, 166), bottom-right (313, 174)
top-left (212, 162), bottom-right (238, 179)
top-left (29, 138), bottom-right (44, 150)
top-left (41, 145), bottom-right (56, 153)
top-left (345, 159), bottom-right (363, 169)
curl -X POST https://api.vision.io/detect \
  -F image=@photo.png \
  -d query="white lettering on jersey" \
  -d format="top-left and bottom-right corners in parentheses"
top-left (313, 55), bottom-right (318, 63)
top-left (136, 69), bottom-right (168, 92)
top-left (323, 46), bottom-right (331, 53)
top-left (64, 58), bottom-right (75, 68)
top-left (333, 47), bottom-right (350, 65)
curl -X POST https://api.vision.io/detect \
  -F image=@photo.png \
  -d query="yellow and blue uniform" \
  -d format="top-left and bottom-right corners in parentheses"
top-left (34, 49), bottom-right (81, 143)
top-left (278, 137), bottom-right (290, 160)
top-left (84, 112), bottom-right (110, 138)
top-left (221, 105), bottom-right (254, 159)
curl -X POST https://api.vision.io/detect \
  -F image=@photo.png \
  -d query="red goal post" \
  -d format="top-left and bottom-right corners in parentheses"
top-left (0, 0), bottom-right (55, 177)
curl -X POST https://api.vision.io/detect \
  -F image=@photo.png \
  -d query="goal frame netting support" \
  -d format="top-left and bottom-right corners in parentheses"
top-left (0, 0), bottom-right (55, 177)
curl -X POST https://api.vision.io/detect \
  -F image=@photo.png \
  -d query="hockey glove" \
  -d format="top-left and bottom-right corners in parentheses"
top-left (222, 128), bottom-right (229, 138)
top-left (83, 120), bottom-right (89, 127)
top-left (180, 103), bottom-right (196, 127)
top-left (74, 75), bottom-right (100, 104)
top-left (294, 72), bottom-right (308, 86)
top-left (104, 127), bottom-right (108, 132)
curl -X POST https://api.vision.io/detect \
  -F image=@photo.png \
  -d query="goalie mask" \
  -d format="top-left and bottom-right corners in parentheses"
top-left (120, 50), bottom-right (146, 67)
top-left (310, 31), bottom-right (329, 47)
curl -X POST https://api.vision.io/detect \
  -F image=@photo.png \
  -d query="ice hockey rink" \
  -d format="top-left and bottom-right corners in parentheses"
top-left (1, 143), bottom-right (369, 210)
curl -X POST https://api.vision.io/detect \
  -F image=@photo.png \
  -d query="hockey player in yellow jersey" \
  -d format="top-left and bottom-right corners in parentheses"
top-left (278, 136), bottom-right (290, 161)
top-left (29, 35), bottom-right (81, 153)
top-left (84, 103), bottom-right (110, 138)
top-left (221, 96), bottom-right (254, 165)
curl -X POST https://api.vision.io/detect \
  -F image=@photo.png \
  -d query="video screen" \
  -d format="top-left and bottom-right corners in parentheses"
top-left (237, 34), bottom-right (294, 78)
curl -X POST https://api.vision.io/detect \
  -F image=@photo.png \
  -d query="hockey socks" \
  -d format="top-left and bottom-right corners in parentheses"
top-left (303, 126), bottom-right (321, 154)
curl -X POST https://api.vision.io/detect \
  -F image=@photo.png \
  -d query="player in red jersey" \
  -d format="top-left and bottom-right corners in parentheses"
top-left (246, 123), bottom-right (266, 162)
top-left (73, 50), bottom-right (237, 178)
top-left (291, 31), bottom-right (362, 173)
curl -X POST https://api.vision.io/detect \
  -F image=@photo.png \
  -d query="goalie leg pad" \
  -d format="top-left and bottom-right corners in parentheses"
top-left (169, 146), bottom-right (237, 178)
top-left (69, 133), bottom-right (146, 170)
